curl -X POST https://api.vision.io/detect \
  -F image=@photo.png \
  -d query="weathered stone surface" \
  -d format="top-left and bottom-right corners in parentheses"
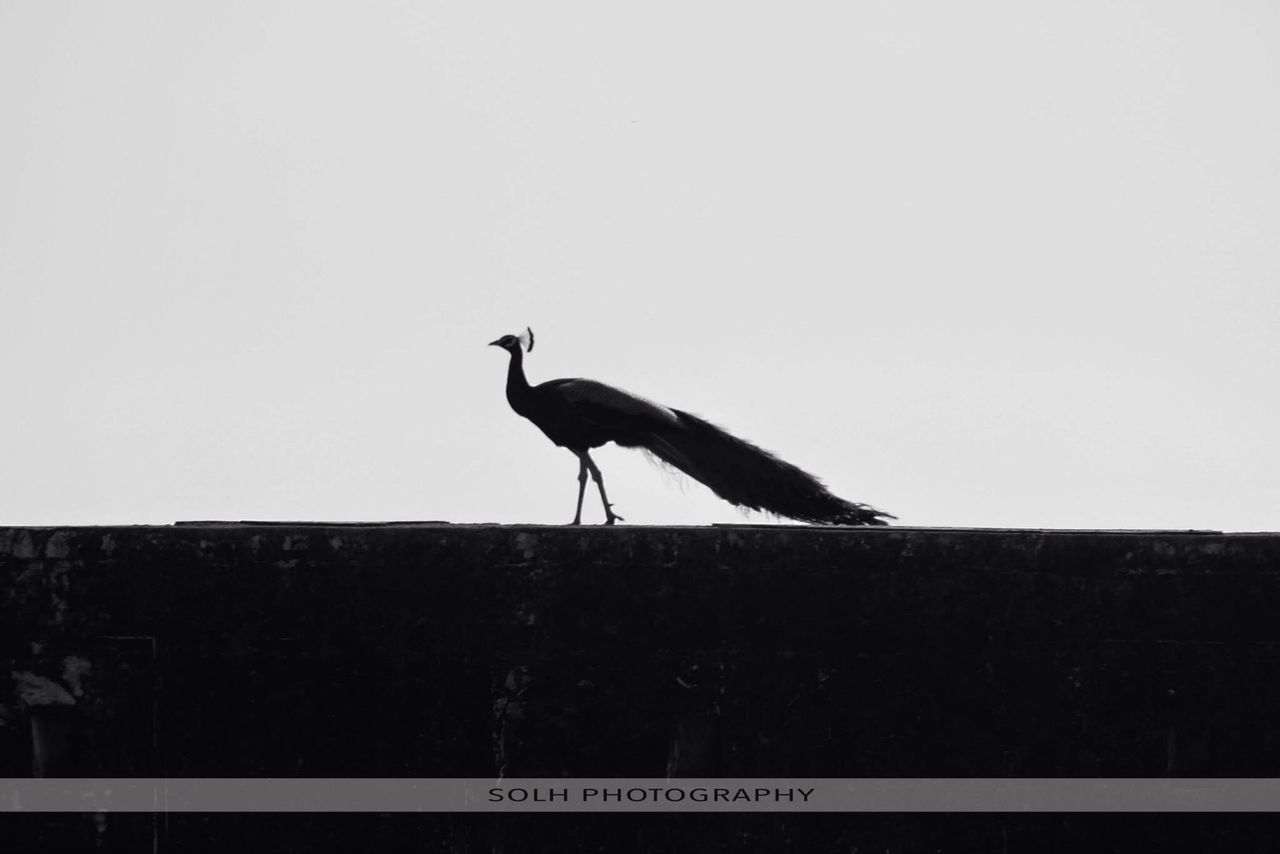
top-left (3, 523), bottom-right (1280, 850)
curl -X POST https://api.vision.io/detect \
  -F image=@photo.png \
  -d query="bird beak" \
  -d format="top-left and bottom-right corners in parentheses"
top-left (488, 338), bottom-right (502, 347)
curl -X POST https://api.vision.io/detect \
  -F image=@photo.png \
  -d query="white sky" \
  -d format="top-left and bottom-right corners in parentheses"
top-left (1, 2), bottom-right (1277, 530)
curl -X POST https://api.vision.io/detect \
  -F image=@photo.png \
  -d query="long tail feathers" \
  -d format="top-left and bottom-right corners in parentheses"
top-left (620, 409), bottom-right (894, 526)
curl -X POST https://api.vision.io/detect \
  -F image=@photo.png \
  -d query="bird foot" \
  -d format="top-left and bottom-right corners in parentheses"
top-left (604, 505), bottom-right (624, 525)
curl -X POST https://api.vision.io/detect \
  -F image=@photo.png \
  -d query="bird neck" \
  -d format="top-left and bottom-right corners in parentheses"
top-left (505, 347), bottom-right (533, 409)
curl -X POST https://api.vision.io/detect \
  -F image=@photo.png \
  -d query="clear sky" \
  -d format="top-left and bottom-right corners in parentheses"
top-left (1, 2), bottom-right (1277, 531)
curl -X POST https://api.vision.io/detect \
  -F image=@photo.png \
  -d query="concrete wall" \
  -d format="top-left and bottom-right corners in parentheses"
top-left (4, 523), bottom-right (1280, 850)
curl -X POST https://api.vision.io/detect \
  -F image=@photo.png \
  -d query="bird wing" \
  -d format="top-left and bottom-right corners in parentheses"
top-left (546, 379), bottom-right (681, 430)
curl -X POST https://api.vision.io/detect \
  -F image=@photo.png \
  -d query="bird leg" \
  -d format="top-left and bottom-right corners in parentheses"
top-left (582, 450), bottom-right (623, 525)
top-left (571, 456), bottom-right (588, 525)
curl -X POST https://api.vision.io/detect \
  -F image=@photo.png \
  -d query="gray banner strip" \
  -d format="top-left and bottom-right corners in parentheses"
top-left (4, 779), bottom-right (1280, 812)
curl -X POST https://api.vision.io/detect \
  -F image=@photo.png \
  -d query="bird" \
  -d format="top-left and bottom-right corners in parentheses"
top-left (488, 327), bottom-right (894, 526)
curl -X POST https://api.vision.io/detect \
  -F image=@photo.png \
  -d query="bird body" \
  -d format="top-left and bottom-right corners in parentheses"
top-left (511, 377), bottom-right (679, 450)
top-left (490, 328), bottom-right (893, 526)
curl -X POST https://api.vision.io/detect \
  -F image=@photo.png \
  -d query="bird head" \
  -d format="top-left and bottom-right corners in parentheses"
top-left (488, 327), bottom-right (535, 353)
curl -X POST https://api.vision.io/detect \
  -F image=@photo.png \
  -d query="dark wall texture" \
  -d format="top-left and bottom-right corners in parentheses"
top-left (3, 522), bottom-right (1280, 851)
